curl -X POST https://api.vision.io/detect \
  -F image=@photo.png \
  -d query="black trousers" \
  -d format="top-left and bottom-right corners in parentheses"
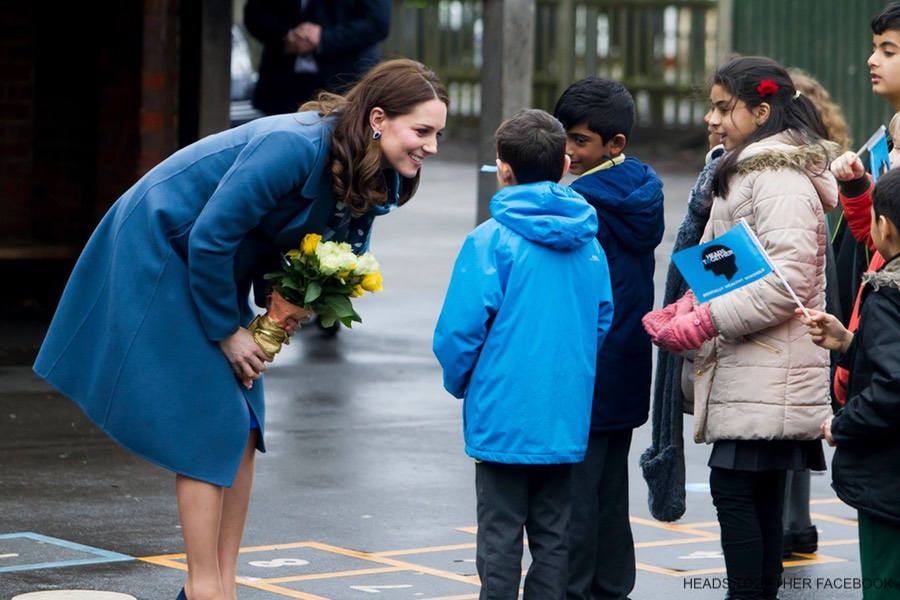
top-left (476, 462), bottom-right (573, 600)
top-left (567, 430), bottom-right (635, 600)
top-left (710, 467), bottom-right (787, 600)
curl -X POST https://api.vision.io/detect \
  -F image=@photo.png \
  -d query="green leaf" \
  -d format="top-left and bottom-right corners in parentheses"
top-left (304, 281), bottom-right (322, 304)
top-left (316, 304), bottom-right (337, 328)
top-left (321, 294), bottom-right (355, 318)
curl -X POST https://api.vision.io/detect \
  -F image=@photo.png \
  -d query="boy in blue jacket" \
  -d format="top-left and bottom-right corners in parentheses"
top-left (433, 109), bottom-right (615, 600)
top-left (553, 78), bottom-right (664, 600)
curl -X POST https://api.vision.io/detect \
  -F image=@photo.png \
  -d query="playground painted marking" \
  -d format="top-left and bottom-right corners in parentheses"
top-left (0, 533), bottom-right (133, 574)
top-left (133, 496), bottom-right (858, 596)
top-left (11, 593), bottom-right (136, 600)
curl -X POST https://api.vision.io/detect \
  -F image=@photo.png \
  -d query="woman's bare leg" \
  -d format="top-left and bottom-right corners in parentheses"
top-left (176, 475), bottom-right (226, 600)
top-left (218, 434), bottom-right (258, 600)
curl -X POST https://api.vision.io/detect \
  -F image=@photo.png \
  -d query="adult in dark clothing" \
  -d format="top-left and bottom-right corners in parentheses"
top-left (245, 0), bottom-right (391, 116)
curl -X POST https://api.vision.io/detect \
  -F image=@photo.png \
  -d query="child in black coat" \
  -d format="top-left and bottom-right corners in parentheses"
top-left (801, 168), bottom-right (900, 600)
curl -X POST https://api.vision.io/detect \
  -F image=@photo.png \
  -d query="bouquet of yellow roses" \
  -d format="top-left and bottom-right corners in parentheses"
top-left (248, 234), bottom-right (383, 360)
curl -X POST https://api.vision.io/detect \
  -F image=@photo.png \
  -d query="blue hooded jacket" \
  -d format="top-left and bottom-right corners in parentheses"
top-left (570, 156), bottom-right (664, 432)
top-left (433, 181), bottom-right (614, 464)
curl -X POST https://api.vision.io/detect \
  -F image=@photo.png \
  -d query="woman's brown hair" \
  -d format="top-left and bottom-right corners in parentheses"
top-left (300, 59), bottom-right (450, 216)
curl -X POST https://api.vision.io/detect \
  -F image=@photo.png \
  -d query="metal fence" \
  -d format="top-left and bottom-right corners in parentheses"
top-left (732, 0), bottom-right (893, 148)
top-left (384, 0), bottom-right (719, 136)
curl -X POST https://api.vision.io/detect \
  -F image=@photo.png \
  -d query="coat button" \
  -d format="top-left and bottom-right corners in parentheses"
top-left (696, 369), bottom-right (703, 376)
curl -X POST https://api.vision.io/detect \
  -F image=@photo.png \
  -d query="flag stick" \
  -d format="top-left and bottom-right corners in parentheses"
top-left (856, 124), bottom-right (887, 156)
top-left (739, 218), bottom-right (812, 319)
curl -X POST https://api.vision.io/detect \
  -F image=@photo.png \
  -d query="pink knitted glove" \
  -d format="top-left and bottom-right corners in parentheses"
top-left (653, 302), bottom-right (717, 353)
top-left (641, 290), bottom-right (697, 339)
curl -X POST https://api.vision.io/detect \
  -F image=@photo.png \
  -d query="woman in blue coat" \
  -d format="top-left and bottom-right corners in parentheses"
top-left (33, 59), bottom-right (448, 600)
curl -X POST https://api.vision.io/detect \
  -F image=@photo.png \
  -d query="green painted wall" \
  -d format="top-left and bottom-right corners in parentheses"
top-left (732, 0), bottom-right (895, 147)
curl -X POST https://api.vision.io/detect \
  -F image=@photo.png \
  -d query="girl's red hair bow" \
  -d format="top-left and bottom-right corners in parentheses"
top-left (756, 79), bottom-right (780, 98)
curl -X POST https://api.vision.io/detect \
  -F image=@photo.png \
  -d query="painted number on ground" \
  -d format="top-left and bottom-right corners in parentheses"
top-left (678, 550), bottom-right (723, 560)
top-left (351, 584), bottom-right (414, 593)
top-left (248, 558), bottom-right (310, 568)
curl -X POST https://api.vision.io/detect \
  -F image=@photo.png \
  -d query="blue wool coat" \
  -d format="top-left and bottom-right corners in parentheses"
top-left (570, 156), bottom-right (664, 432)
top-left (34, 113), bottom-right (386, 487)
top-left (433, 182), bottom-right (615, 464)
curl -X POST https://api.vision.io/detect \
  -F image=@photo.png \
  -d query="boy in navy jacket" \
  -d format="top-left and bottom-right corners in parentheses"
top-left (554, 78), bottom-right (665, 600)
top-left (434, 109), bottom-right (614, 600)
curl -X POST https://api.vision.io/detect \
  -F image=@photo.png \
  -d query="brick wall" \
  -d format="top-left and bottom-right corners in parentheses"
top-left (140, 0), bottom-right (180, 177)
top-left (0, 0), bottom-right (227, 315)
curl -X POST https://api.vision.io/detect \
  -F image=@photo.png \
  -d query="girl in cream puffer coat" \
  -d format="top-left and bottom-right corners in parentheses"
top-left (643, 56), bottom-right (839, 600)
top-left (691, 132), bottom-right (837, 445)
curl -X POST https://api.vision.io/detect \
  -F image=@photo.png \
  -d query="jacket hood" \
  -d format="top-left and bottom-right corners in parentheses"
top-left (734, 131), bottom-right (840, 213)
top-left (570, 157), bottom-right (665, 252)
top-left (490, 181), bottom-right (598, 250)
top-left (862, 254), bottom-right (900, 291)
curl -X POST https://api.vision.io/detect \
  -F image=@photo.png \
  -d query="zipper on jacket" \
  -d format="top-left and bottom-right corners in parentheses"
top-left (747, 336), bottom-right (782, 354)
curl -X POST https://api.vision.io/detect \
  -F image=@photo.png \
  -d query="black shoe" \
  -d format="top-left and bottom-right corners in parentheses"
top-left (782, 530), bottom-right (793, 558)
top-left (176, 588), bottom-right (187, 600)
top-left (791, 525), bottom-right (818, 554)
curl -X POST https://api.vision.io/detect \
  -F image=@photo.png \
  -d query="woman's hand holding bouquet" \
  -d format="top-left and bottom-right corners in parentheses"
top-left (240, 234), bottom-right (382, 385)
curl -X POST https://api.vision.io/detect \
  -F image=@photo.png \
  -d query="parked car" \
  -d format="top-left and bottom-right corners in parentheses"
top-left (231, 25), bottom-right (264, 127)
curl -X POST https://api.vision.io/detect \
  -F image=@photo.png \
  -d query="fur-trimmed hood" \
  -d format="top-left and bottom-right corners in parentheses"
top-left (862, 254), bottom-right (900, 291)
top-left (733, 131), bottom-right (841, 213)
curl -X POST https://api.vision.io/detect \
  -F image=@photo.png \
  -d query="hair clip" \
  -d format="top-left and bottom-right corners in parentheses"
top-left (756, 79), bottom-right (780, 98)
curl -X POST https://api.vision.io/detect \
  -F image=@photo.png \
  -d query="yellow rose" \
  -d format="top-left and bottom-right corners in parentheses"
top-left (286, 249), bottom-right (301, 258)
top-left (361, 272), bottom-right (383, 292)
top-left (301, 233), bottom-right (322, 255)
top-left (351, 284), bottom-right (365, 298)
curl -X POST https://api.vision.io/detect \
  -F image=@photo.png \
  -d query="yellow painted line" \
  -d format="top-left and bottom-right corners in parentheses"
top-left (810, 498), bottom-right (844, 505)
top-left (235, 579), bottom-right (331, 600)
top-left (139, 541), bottom-right (320, 562)
top-left (455, 526), bottom-right (477, 535)
top-left (238, 541), bottom-right (318, 553)
top-left (303, 542), bottom-right (479, 586)
top-left (635, 536), bottom-right (718, 549)
top-left (629, 516), bottom-right (719, 538)
top-left (818, 538), bottom-right (858, 546)
top-left (376, 543), bottom-right (476, 557)
top-left (676, 520), bottom-right (719, 529)
top-left (140, 553), bottom-right (186, 562)
top-left (422, 594), bottom-right (480, 600)
top-left (638, 553), bottom-right (847, 578)
top-left (138, 556), bottom-right (187, 572)
top-left (636, 562), bottom-right (689, 577)
top-left (783, 553), bottom-right (846, 567)
top-left (262, 566), bottom-right (405, 584)
top-left (810, 512), bottom-right (859, 527)
top-left (139, 555), bottom-right (329, 600)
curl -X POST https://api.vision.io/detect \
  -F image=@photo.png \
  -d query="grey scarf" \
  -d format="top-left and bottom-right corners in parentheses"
top-left (639, 152), bottom-right (721, 522)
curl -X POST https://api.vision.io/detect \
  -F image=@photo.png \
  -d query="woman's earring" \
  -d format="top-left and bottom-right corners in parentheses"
top-left (373, 130), bottom-right (382, 140)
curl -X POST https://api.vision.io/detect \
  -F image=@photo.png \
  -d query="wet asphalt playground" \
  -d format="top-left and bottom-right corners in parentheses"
top-left (0, 155), bottom-right (865, 600)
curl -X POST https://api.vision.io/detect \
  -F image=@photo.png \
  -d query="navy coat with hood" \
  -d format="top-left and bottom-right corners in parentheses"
top-left (570, 156), bottom-right (664, 432)
top-left (434, 182), bottom-right (615, 464)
